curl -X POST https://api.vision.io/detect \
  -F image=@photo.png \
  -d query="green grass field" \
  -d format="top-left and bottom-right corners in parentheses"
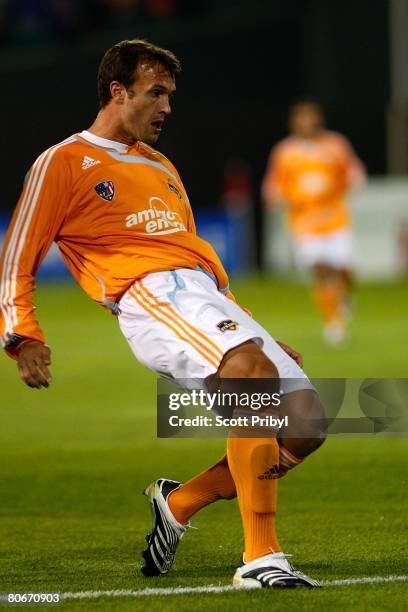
top-left (0, 277), bottom-right (407, 611)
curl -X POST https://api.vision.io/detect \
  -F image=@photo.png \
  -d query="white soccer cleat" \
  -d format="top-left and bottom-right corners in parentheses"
top-left (141, 478), bottom-right (191, 576)
top-left (233, 552), bottom-right (321, 589)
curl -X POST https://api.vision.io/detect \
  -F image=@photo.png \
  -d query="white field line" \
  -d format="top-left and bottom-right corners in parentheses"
top-left (62, 575), bottom-right (408, 601)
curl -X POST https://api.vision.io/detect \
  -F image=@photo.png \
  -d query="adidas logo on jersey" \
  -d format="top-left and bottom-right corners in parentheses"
top-left (82, 156), bottom-right (101, 170)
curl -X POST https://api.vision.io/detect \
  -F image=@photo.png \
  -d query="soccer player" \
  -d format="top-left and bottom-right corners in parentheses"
top-left (0, 40), bottom-right (326, 589)
top-left (262, 101), bottom-right (366, 344)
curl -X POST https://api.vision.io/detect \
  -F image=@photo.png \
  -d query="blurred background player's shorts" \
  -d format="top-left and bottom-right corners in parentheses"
top-left (293, 229), bottom-right (353, 269)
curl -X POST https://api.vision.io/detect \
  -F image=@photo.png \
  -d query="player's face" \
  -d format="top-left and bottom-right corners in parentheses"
top-left (289, 105), bottom-right (324, 138)
top-left (121, 61), bottom-right (176, 145)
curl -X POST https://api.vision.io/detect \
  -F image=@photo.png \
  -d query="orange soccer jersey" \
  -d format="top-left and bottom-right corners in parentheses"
top-left (0, 131), bottom-right (230, 357)
top-left (262, 131), bottom-right (365, 236)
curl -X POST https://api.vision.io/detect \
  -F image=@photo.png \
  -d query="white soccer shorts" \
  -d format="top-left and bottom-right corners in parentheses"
top-left (118, 268), bottom-right (313, 394)
top-left (294, 229), bottom-right (352, 269)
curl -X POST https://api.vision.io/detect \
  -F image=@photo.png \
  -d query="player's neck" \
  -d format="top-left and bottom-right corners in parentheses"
top-left (294, 129), bottom-right (324, 141)
top-left (88, 110), bottom-right (137, 147)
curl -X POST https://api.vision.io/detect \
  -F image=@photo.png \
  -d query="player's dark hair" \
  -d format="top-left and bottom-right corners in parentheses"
top-left (97, 39), bottom-right (181, 108)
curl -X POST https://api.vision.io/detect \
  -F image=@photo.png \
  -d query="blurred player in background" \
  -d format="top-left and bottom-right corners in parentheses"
top-left (262, 101), bottom-right (366, 344)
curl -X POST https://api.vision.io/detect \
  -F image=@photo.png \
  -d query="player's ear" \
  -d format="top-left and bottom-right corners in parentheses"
top-left (110, 81), bottom-right (125, 104)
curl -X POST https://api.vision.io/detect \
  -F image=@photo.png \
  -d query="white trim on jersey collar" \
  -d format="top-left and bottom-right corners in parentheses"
top-left (79, 130), bottom-right (128, 153)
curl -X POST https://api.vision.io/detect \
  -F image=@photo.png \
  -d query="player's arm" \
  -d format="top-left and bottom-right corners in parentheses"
top-left (177, 168), bottom-right (254, 317)
top-left (347, 153), bottom-right (366, 191)
top-left (337, 134), bottom-right (367, 191)
top-left (186, 201), bottom-right (196, 234)
top-left (0, 148), bottom-right (71, 388)
top-left (261, 146), bottom-right (286, 209)
top-left (174, 172), bottom-right (196, 235)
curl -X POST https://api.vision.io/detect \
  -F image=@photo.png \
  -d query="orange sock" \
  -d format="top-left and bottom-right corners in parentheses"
top-left (168, 454), bottom-right (236, 525)
top-left (313, 280), bottom-right (345, 323)
top-left (314, 281), bottom-right (338, 322)
top-left (227, 436), bottom-right (281, 562)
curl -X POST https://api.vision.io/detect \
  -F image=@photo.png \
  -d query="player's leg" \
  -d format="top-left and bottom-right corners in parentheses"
top-left (217, 341), bottom-right (282, 561)
top-left (277, 388), bottom-right (327, 477)
top-left (313, 263), bottom-right (349, 344)
top-left (168, 386), bottom-right (328, 520)
top-left (309, 230), bottom-right (353, 344)
top-left (118, 269), bottom-right (323, 582)
top-left (338, 265), bottom-right (354, 319)
top-left (163, 326), bottom-right (325, 586)
top-left (167, 453), bottom-right (235, 525)
top-left (339, 266), bottom-right (353, 293)
top-left (168, 341), bottom-right (279, 526)
top-left (168, 320), bottom-right (326, 520)
top-left (216, 340), bottom-right (321, 587)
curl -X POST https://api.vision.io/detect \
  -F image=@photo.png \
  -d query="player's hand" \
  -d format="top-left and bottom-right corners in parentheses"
top-left (17, 341), bottom-right (52, 389)
top-left (276, 340), bottom-right (304, 368)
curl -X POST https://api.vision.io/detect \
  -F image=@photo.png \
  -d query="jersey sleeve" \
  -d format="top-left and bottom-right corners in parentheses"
top-left (168, 162), bottom-right (196, 234)
top-left (333, 133), bottom-right (367, 190)
top-left (261, 144), bottom-right (287, 207)
top-left (186, 200), bottom-right (196, 234)
top-left (0, 147), bottom-right (71, 359)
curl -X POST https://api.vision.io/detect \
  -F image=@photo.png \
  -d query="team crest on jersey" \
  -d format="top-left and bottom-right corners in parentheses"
top-left (167, 180), bottom-right (182, 200)
top-left (217, 319), bottom-right (238, 332)
top-left (94, 180), bottom-right (115, 201)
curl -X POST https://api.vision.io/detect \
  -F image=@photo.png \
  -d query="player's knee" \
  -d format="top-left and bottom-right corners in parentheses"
top-left (219, 341), bottom-right (279, 379)
top-left (300, 428), bottom-right (327, 455)
top-left (279, 391), bottom-right (327, 458)
top-left (280, 430), bottom-right (326, 460)
top-left (313, 394), bottom-right (327, 444)
top-left (301, 394), bottom-right (327, 453)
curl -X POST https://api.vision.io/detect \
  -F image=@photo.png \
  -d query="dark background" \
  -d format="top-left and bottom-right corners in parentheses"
top-left (1, 0), bottom-right (389, 213)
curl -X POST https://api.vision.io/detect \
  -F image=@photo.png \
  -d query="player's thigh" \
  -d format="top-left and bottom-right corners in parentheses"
top-left (278, 389), bottom-right (327, 442)
top-left (293, 235), bottom-right (325, 268)
top-left (327, 230), bottom-right (353, 269)
top-left (117, 268), bottom-right (313, 395)
top-left (213, 289), bottom-right (314, 393)
top-left (117, 269), bottom-right (269, 382)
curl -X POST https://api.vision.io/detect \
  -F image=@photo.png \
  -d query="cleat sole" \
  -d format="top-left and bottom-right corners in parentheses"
top-left (141, 549), bottom-right (162, 577)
